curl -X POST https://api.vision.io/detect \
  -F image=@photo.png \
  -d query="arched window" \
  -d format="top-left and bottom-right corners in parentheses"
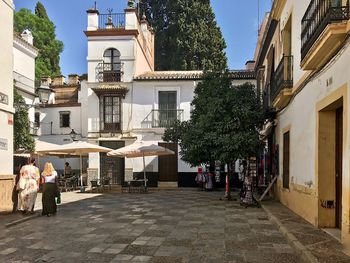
top-left (101, 48), bottom-right (122, 82)
top-left (103, 48), bottom-right (120, 64)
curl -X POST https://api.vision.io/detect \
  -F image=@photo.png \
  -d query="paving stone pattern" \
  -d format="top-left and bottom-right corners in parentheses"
top-left (0, 191), bottom-right (300, 263)
top-left (264, 201), bottom-right (350, 263)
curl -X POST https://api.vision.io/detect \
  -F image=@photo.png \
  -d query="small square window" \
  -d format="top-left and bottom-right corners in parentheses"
top-left (60, 112), bottom-right (70, 128)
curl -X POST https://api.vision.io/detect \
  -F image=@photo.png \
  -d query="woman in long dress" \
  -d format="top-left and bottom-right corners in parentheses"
top-left (18, 157), bottom-right (40, 214)
top-left (41, 162), bottom-right (59, 217)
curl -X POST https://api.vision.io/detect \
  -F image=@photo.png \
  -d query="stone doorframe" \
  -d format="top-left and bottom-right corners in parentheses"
top-left (316, 84), bottom-right (348, 236)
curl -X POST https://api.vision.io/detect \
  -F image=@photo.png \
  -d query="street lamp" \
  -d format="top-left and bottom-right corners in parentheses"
top-left (37, 85), bottom-right (51, 104)
top-left (69, 129), bottom-right (77, 141)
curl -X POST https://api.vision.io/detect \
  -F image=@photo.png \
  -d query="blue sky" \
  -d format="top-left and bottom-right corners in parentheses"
top-left (14, 0), bottom-right (271, 76)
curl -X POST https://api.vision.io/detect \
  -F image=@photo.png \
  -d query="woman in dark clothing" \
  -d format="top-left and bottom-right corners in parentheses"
top-left (41, 162), bottom-right (59, 217)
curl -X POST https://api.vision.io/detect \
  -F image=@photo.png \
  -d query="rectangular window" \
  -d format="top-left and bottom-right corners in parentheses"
top-left (59, 111), bottom-right (70, 128)
top-left (103, 96), bottom-right (121, 131)
top-left (283, 131), bottom-right (290, 189)
top-left (34, 112), bottom-right (40, 128)
top-left (158, 91), bottom-right (177, 127)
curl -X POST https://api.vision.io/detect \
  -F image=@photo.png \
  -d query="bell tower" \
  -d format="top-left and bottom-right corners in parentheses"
top-left (84, 2), bottom-right (155, 84)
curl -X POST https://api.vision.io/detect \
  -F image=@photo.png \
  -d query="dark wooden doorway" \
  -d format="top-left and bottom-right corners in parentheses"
top-left (158, 143), bottom-right (178, 182)
top-left (335, 107), bottom-right (343, 229)
top-left (100, 141), bottom-right (125, 184)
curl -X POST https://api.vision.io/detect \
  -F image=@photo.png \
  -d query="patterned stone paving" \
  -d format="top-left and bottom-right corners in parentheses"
top-left (0, 191), bottom-right (299, 262)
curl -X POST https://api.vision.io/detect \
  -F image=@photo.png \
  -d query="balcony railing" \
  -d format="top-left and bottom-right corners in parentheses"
top-left (98, 13), bottom-right (125, 30)
top-left (301, 0), bottom-right (349, 61)
top-left (270, 56), bottom-right (293, 103)
top-left (96, 62), bottom-right (123, 82)
top-left (263, 84), bottom-right (271, 111)
top-left (142, 109), bottom-right (184, 128)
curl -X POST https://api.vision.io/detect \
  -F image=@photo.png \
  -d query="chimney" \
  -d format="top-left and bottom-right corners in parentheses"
top-left (41, 76), bottom-right (51, 86)
top-left (52, 75), bottom-right (65, 86)
top-left (21, 29), bottom-right (34, 45)
top-left (68, 74), bottom-right (80, 85)
top-left (245, 60), bottom-right (255, 71)
top-left (125, 5), bottom-right (138, 30)
top-left (87, 6), bottom-right (99, 31)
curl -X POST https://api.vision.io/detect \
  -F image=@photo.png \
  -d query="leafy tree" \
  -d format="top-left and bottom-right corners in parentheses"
top-left (14, 3), bottom-right (63, 83)
top-left (140, 0), bottom-right (227, 71)
top-left (164, 72), bottom-right (264, 198)
top-left (35, 2), bottom-right (49, 20)
top-left (13, 88), bottom-right (35, 152)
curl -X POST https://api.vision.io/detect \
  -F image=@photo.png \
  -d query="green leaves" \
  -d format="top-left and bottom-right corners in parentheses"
top-left (141, 0), bottom-right (227, 71)
top-left (14, 3), bottom-right (63, 83)
top-left (13, 88), bottom-right (35, 152)
top-left (164, 72), bottom-right (264, 166)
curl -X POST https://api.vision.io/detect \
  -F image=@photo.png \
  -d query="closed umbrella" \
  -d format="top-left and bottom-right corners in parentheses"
top-left (107, 141), bottom-right (175, 187)
top-left (37, 141), bottom-right (113, 186)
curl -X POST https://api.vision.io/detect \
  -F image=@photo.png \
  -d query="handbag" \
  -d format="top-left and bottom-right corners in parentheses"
top-left (16, 177), bottom-right (26, 190)
top-left (55, 185), bottom-right (61, 204)
top-left (55, 192), bottom-right (61, 205)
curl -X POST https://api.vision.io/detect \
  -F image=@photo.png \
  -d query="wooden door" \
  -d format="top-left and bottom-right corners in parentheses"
top-left (158, 143), bottom-right (178, 181)
top-left (335, 107), bottom-right (343, 229)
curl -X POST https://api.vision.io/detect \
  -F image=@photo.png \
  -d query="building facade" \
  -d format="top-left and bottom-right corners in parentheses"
top-left (36, 4), bottom-right (256, 188)
top-left (13, 30), bottom-right (39, 136)
top-left (256, 0), bottom-right (350, 244)
top-left (81, 6), bottom-right (256, 187)
top-left (0, 0), bottom-right (15, 212)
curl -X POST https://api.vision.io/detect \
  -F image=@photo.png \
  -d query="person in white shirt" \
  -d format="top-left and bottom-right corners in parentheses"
top-left (41, 162), bottom-right (59, 217)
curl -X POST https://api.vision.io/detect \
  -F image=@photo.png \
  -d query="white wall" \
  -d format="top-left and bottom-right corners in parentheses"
top-left (38, 106), bottom-right (83, 138)
top-left (87, 36), bottom-right (136, 83)
top-left (0, 0), bottom-right (14, 175)
top-left (277, 43), bottom-right (350, 187)
top-left (13, 43), bottom-right (36, 90)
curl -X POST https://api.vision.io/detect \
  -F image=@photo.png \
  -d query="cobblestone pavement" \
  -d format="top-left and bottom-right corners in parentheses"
top-left (0, 190), bottom-right (300, 263)
top-left (263, 201), bottom-right (350, 263)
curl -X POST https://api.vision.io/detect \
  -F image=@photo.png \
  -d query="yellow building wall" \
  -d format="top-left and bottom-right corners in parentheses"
top-left (276, 179), bottom-right (318, 225)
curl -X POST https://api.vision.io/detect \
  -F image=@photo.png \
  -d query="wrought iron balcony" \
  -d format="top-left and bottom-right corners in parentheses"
top-left (263, 84), bottom-right (271, 111)
top-left (301, 0), bottom-right (349, 61)
top-left (96, 62), bottom-right (124, 83)
top-left (142, 109), bottom-right (184, 128)
top-left (270, 55), bottom-right (293, 105)
top-left (98, 13), bottom-right (125, 30)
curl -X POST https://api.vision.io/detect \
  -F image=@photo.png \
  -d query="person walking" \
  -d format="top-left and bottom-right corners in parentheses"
top-left (17, 157), bottom-right (40, 214)
top-left (41, 162), bottom-right (59, 217)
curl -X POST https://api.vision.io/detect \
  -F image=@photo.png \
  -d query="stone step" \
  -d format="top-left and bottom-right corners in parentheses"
top-left (158, 182), bottom-right (178, 188)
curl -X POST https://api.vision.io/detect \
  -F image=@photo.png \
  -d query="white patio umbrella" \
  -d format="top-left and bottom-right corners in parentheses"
top-left (107, 141), bottom-right (175, 187)
top-left (36, 141), bottom-right (113, 186)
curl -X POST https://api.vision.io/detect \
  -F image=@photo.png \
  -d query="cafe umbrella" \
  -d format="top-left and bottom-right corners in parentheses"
top-left (36, 141), bottom-right (113, 186)
top-left (107, 141), bottom-right (175, 188)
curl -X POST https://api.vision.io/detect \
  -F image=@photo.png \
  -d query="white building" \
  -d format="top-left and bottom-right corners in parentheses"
top-left (36, 75), bottom-right (85, 174)
top-left (81, 6), bottom-right (256, 187)
top-left (37, 3), bottom-right (256, 187)
top-left (0, 0), bottom-right (15, 212)
top-left (255, 0), bottom-right (350, 245)
top-left (13, 30), bottom-right (39, 134)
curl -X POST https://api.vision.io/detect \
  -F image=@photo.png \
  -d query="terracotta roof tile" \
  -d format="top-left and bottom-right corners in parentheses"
top-left (135, 70), bottom-right (256, 80)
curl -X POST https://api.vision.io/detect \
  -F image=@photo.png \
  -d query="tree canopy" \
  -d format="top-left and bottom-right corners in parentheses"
top-left (163, 72), bottom-right (264, 166)
top-left (14, 2), bottom-right (63, 83)
top-left (141, 0), bottom-right (227, 71)
top-left (13, 89), bottom-right (35, 152)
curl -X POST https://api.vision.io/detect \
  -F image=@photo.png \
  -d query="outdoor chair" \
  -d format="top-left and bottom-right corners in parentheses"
top-left (101, 177), bottom-right (111, 191)
top-left (90, 180), bottom-right (101, 193)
